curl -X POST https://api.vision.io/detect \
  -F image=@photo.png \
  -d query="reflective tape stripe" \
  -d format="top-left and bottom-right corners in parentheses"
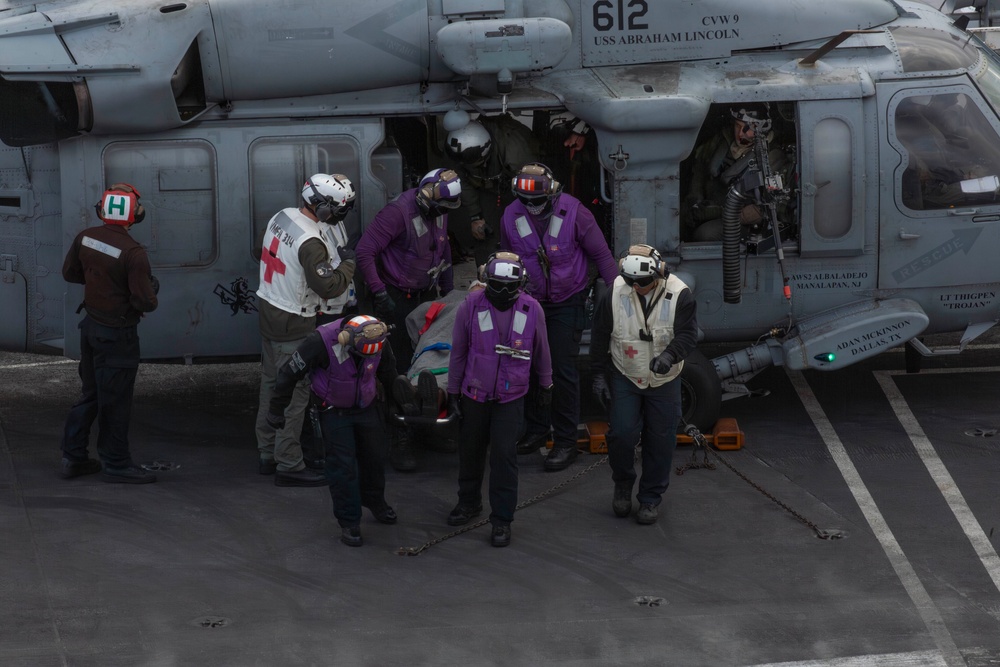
top-left (82, 236), bottom-right (122, 259)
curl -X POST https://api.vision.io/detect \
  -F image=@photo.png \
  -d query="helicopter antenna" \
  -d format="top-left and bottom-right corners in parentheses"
top-left (798, 30), bottom-right (881, 67)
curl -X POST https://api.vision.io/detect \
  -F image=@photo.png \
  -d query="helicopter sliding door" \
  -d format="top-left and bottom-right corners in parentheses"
top-left (878, 83), bottom-right (1000, 291)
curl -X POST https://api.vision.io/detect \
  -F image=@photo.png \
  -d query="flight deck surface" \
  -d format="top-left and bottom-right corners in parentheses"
top-left (3, 342), bottom-right (1000, 666)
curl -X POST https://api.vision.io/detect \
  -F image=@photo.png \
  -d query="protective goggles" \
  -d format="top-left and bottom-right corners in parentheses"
top-left (622, 274), bottom-right (656, 288)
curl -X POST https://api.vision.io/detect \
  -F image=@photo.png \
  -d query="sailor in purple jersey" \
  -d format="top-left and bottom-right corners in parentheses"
top-left (268, 315), bottom-right (399, 548)
top-left (356, 168), bottom-right (460, 374)
top-left (445, 252), bottom-right (553, 548)
top-left (499, 163), bottom-right (618, 472)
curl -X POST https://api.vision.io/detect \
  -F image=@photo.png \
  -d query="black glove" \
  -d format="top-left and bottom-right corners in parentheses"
top-left (592, 374), bottom-right (611, 410)
top-left (336, 245), bottom-right (356, 263)
top-left (373, 290), bottom-right (395, 319)
top-left (447, 393), bottom-right (463, 421)
top-left (265, 409), bottom-right (286, 431)
top-left (649, 350), bottom-right (674, 375)
top-left (150, 275), bottom-right (160, 295)
top-left (537, 384), bottom-right (553, 410)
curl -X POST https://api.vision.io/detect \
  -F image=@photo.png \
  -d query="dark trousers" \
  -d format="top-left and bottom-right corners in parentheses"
top-left (385, 284), bottom-right (435, 376)
top-left (456, 396), bottom-right (524, 526)
top-left (61, 317), bottom-right (140, 469)
top-left (320, 404), bottom-right (389, 528)
top-left (606, 369), bottom-right (681, 506)
top-left (524, 294), bottom-right (585, 450)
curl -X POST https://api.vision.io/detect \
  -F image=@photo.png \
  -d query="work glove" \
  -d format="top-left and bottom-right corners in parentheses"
top-left (336, 245), bottom-right (356, 263)
top-left (447, 393), bottom-right (463, 422)
top-left (150, 275), bottom-right (160, 295)
top-left (265, 409), bottom-right (286, 431)
top-left (739, 204), bottom-right (764, 226)
top-left (373, 290), bottom-right (395, 319)
top-left (471, 218), bottom-right (487, 241)
top-left (592, 373), bottom-right (611, 410)
top-left (649, 350), bottom-right (674, 376)
top-left (537, 384), bottom-right (553, 410)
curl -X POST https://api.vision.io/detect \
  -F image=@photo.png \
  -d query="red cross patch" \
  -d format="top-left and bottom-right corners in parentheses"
top-left (624, 345), bottom-right (639, 359)
top-left (262, 237), bottom-right (287, 284)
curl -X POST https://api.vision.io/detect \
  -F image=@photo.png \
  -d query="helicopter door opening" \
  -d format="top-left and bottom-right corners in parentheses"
top-left (678, 101), bottom-right (799, 252)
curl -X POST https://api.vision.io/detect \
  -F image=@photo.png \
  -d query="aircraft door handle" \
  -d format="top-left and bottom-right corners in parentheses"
top-left (898, 230), bottom-right (920, 240)
top-left (947, 209), bottom-right (978, 216)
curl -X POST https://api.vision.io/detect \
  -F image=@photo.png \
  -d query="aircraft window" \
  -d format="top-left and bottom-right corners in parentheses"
top-left (104, 140), bottom-right (217, 267)
top-left (812, 118), bottom-right (852, 239)
top-left (971, 38), bottom-right (1000, 113)
top-left (890, 27), bottom-right (980, 73)
top-left (895, 93), bottom-right (1000, 211)
top-left (249, 138), bottom-right (360, 260)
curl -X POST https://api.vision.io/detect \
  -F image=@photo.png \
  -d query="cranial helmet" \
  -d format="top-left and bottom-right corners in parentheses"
top-left (480, 251), bottom-right (527, 311)
top-left (511, 163), bottom-right (561, 218)
top-left (416, 168), bottom-right (462, 215)
top-left (445, 120), bottom-right (493, 166)
top-left (96, 183), bottom-right (145, 225)
top-left (619, 244), bottom-right (668, 288)
top-left (730, 103), bottom-right (771, 133)
top-left (302, 173), bottom-right (356, 222)
top-left (336, 314), bottom-right (389, 356)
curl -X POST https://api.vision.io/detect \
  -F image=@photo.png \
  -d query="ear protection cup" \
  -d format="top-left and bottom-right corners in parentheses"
top-left (307, 180), bottom-right (334, 222)
top-left (337, 315), bottom-right (389, 355)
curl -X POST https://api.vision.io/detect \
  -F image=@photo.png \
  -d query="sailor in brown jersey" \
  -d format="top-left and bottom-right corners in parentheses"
top-left (59, 183), bottom-right (159, 483)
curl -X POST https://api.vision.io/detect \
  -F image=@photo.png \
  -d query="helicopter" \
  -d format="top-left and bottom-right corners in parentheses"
top-left (1, 0), bottom-right (999, 430)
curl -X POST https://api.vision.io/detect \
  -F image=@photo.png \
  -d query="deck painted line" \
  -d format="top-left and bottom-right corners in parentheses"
top-left (786, 369), bottom-right (965, 667)
top-left (0, 359), bottom-right (74, 369)
top-left (875, 369), bottom-right (1000, 595)
top-left (750, 648), bottom-right (946, 666)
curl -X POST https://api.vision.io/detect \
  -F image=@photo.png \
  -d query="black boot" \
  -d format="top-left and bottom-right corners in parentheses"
top-left (515, 430), bottom-right (550, 455)
top-left (389, 432), bottom-right (416, 472)
top-left (102, 464), bottom-right (157, 484)
top-left (274, 468), bottom-right (327, 487)
top-left (490, 523), bottom-right (511, 548)
top-left (544, 447), bottom-right (578, 472)
top-left (59, 457), bottom-right (102, 479)
top-left (365, 502), bottom-right (398, 524)
top-left (446, 503), bottom-right (483, 526)
top-left (393, 375), bottom-right (419, 416)
top-left (612, 482), bottom-right (633, 517)
top-left (417, 370), bottom-right (440, 419)
top-left (340, 526), bottom-right (363, 547)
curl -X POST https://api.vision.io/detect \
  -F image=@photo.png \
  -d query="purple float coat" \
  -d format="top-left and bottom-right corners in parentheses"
top-left (447, 289), bottom-right (552, 402)
top-left (356, 189), bottom-right (454, 295)
top-left (499, 193), bottom-right (618, 303)
top-left (310, 319), bottom-right (382, 409)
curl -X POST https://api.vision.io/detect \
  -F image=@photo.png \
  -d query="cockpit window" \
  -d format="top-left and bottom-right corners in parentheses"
top-left (970, 34), bottom-right (1000, 112)
top-left (894, 93), bottom-right (1000, 211)
top-left (890, 27), bottom-right (980, 73)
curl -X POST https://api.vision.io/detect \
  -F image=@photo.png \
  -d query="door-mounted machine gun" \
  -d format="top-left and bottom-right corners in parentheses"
top-left (722, 107), bottom-right (794, 306)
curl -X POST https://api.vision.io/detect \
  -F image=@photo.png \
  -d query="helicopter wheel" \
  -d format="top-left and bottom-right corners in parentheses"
top-left (679, 348), bottom-right (722, 433)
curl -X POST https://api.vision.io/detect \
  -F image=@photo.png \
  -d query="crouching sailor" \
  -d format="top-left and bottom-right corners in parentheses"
top-left (268, 315), bottom-right (399, 547)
